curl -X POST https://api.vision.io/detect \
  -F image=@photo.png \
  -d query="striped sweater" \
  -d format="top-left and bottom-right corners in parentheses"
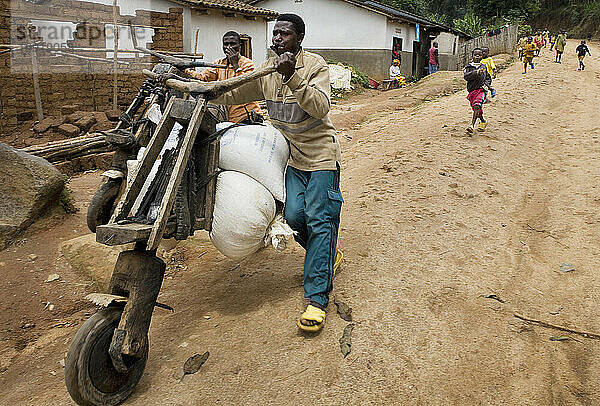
top-left (213, 50), bottom-right (342, 172)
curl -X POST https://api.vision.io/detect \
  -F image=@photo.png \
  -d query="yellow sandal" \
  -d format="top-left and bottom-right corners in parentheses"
top-left (477, 122), bottom-right (488, 132)
top-left (333, 250), bottom-right (343, 278)
top-left (298, 305), bottom-right (326, 332)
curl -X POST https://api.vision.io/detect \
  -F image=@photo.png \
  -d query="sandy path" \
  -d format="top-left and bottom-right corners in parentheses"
top-left (1, 43), bottom-right (600, 405)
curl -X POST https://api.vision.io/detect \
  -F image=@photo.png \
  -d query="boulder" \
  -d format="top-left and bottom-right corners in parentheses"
top-left (33, 117), bottom-right (54, 134)
top-left (61, 235), bottom-right (176, 290)
top-left (66, 112), bottom-right (84, 124)
top-left (75, 115), bottom-right (96, 132)
top-left (0, 143), bottom-right (65, 249)
top-left (105, 109), bottom-right (122, 122)
top-left (57, 123), bottom-right (80, 138)
top-left (61, 234), bottom-right (125, 291)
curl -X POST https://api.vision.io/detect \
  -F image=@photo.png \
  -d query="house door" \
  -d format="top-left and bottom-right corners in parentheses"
top-left (392, 37), bottom-right (402, 64)
top-left (240, 35), bottom-right (252, 59)
top-left (412, 40), bottom-right (420, 78)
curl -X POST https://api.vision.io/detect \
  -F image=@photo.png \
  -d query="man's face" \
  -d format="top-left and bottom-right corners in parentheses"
top-left (272, 21), bottom-right (303, 56)
top-left (472, 50), bottom-right (483, 63)
top-left (222, 35), bottom-right (240, 56)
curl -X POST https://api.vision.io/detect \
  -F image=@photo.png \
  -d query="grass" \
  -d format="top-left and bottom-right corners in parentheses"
top-left (59, 184), bottom-right (78, 214)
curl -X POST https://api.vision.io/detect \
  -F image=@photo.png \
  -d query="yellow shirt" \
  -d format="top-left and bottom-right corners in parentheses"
top-left (185, 55), bottom-right (263, 123)
top-left (481, 57), bottom-right (496, 76)
top-left (524, 43), bottom-right (536, 58)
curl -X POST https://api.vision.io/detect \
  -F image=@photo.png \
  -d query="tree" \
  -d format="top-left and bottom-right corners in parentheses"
top-left (453, 13), bottom-right (484, 37)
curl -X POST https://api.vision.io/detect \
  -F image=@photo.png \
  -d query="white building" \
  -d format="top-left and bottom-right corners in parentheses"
top-left (62, 0), bottom-right (278, 64)
top-left (176, 0), bottom-right (278, 64)
top-left (248, 0), bottom-right (470, 80)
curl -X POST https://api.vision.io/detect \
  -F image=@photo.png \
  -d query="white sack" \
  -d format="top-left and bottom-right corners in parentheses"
top-left (210, 171), bottom-right (276, 260)
top-left (328, 64), bottom-right (352, 91)
top-left (216, 122), bottom-right (289, 202)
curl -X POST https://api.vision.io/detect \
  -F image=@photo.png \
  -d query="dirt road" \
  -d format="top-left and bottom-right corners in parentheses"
top-left (2, 43), bottom-right (600, 405)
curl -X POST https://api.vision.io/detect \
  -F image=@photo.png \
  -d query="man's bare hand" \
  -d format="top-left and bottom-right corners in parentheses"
top-left (225, 47), bottom-right (240, 71)
top-left (274, 51), bottom-right (296, 82)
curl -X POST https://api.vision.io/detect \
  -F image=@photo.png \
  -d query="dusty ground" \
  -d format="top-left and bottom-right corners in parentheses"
top-left (1, 44), bottom-right (600, 405)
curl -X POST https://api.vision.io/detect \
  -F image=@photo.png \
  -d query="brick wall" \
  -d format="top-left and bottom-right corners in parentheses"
top-left (0, 0), bottom-right (184, 134)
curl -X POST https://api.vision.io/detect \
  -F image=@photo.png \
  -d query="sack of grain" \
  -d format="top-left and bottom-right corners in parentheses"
top-left (217, 122), bottom-right (289, 202)
top-left (210, 171), bottom-right (276, 260)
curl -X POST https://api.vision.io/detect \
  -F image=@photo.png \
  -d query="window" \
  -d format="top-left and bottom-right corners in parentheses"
top-left (240, 35), bottom-right (252, 59)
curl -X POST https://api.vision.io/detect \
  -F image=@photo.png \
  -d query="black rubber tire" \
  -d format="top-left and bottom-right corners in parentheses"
top-left (65, 307), bottom-right (148, 406)
top-left (87, 179), bottom-right (121, 233)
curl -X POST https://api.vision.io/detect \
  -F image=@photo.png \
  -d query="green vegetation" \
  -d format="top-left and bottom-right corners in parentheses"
top-left (452, 13), bottom-right (484, 37)
top-left (60, 185), bottom-right (78, 214)
top-left (377, 0), bottom-right (600, 36)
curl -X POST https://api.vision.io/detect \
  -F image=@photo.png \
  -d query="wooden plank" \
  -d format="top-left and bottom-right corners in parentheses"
top-left (96, 223), bottom-right (153, 246)
top-left (202, 140), bottom-right (219, 231)
top-left (133, 66), bottom-right (178, 147)
top-left (146, 99), bottom-right (207, 250)
top-left (170, 99), bottom-right (197, 123)
top-left (96, 222), bottom-right (176, 246)
top-left (112, 0), bottom-right (119, 110)
top-left (193, 108), bottom-right (218, 229)
top-left (200, 107), bottom-right (218, 135)
top-left (30, 45), bottom-right (43, 121)
top-left (110, 96), bottom-right (176, 223)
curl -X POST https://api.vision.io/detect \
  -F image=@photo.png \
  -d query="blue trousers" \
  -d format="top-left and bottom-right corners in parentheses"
top-left (429, 63), bottom-right (439, 74)
top-left (284, 166), bottom-right (343, 309)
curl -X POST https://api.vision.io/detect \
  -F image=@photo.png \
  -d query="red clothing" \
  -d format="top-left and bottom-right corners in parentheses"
top-left (467, 89), bottom-right (485, 117)
top-left (428, 47), bottom-right (438, 65)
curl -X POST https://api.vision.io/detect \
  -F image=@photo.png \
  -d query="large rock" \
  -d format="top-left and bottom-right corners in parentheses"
top-left (0, 143), bottom-right (65, 249)
top-left (75, 115), bottom-right (96, 132)
top-left (33, 117), bottom-right (54, 134)
top-left (61, 234), bottom-right (125, 291)
top-left (61, 235), bottom-right (174, 291)
top-left (57, 123), bottom-right (80, 137)
top-left (105, 109), bottom-right (122, 122)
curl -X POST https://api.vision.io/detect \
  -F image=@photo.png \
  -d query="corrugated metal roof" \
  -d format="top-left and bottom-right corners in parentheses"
top-left (178, 0), bottom-right (279, 17)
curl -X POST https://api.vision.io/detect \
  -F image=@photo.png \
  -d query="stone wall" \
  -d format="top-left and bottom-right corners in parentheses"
top-left (0, 0), bottom-right (184, 135)
top-left (457, 25), bottom-right (518, 68)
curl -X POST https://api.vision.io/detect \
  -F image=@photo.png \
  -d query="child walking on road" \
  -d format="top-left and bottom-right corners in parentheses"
top-left (576, 40), bottom-right (591, 71)
top-left (523, 37), bottom-right (537, 74)
top-left (481, 46), bottom-right (497, 98)
top-left (555, 31), bottom-right (567, 63)
top-left (464, 48), bottom-right (491, 135)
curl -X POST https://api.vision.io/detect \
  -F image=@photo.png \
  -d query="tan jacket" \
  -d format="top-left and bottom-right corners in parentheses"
top-left (185, 55), bottom-right (263, 124)
top-left (213, 50), bottom-right (342, 172)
